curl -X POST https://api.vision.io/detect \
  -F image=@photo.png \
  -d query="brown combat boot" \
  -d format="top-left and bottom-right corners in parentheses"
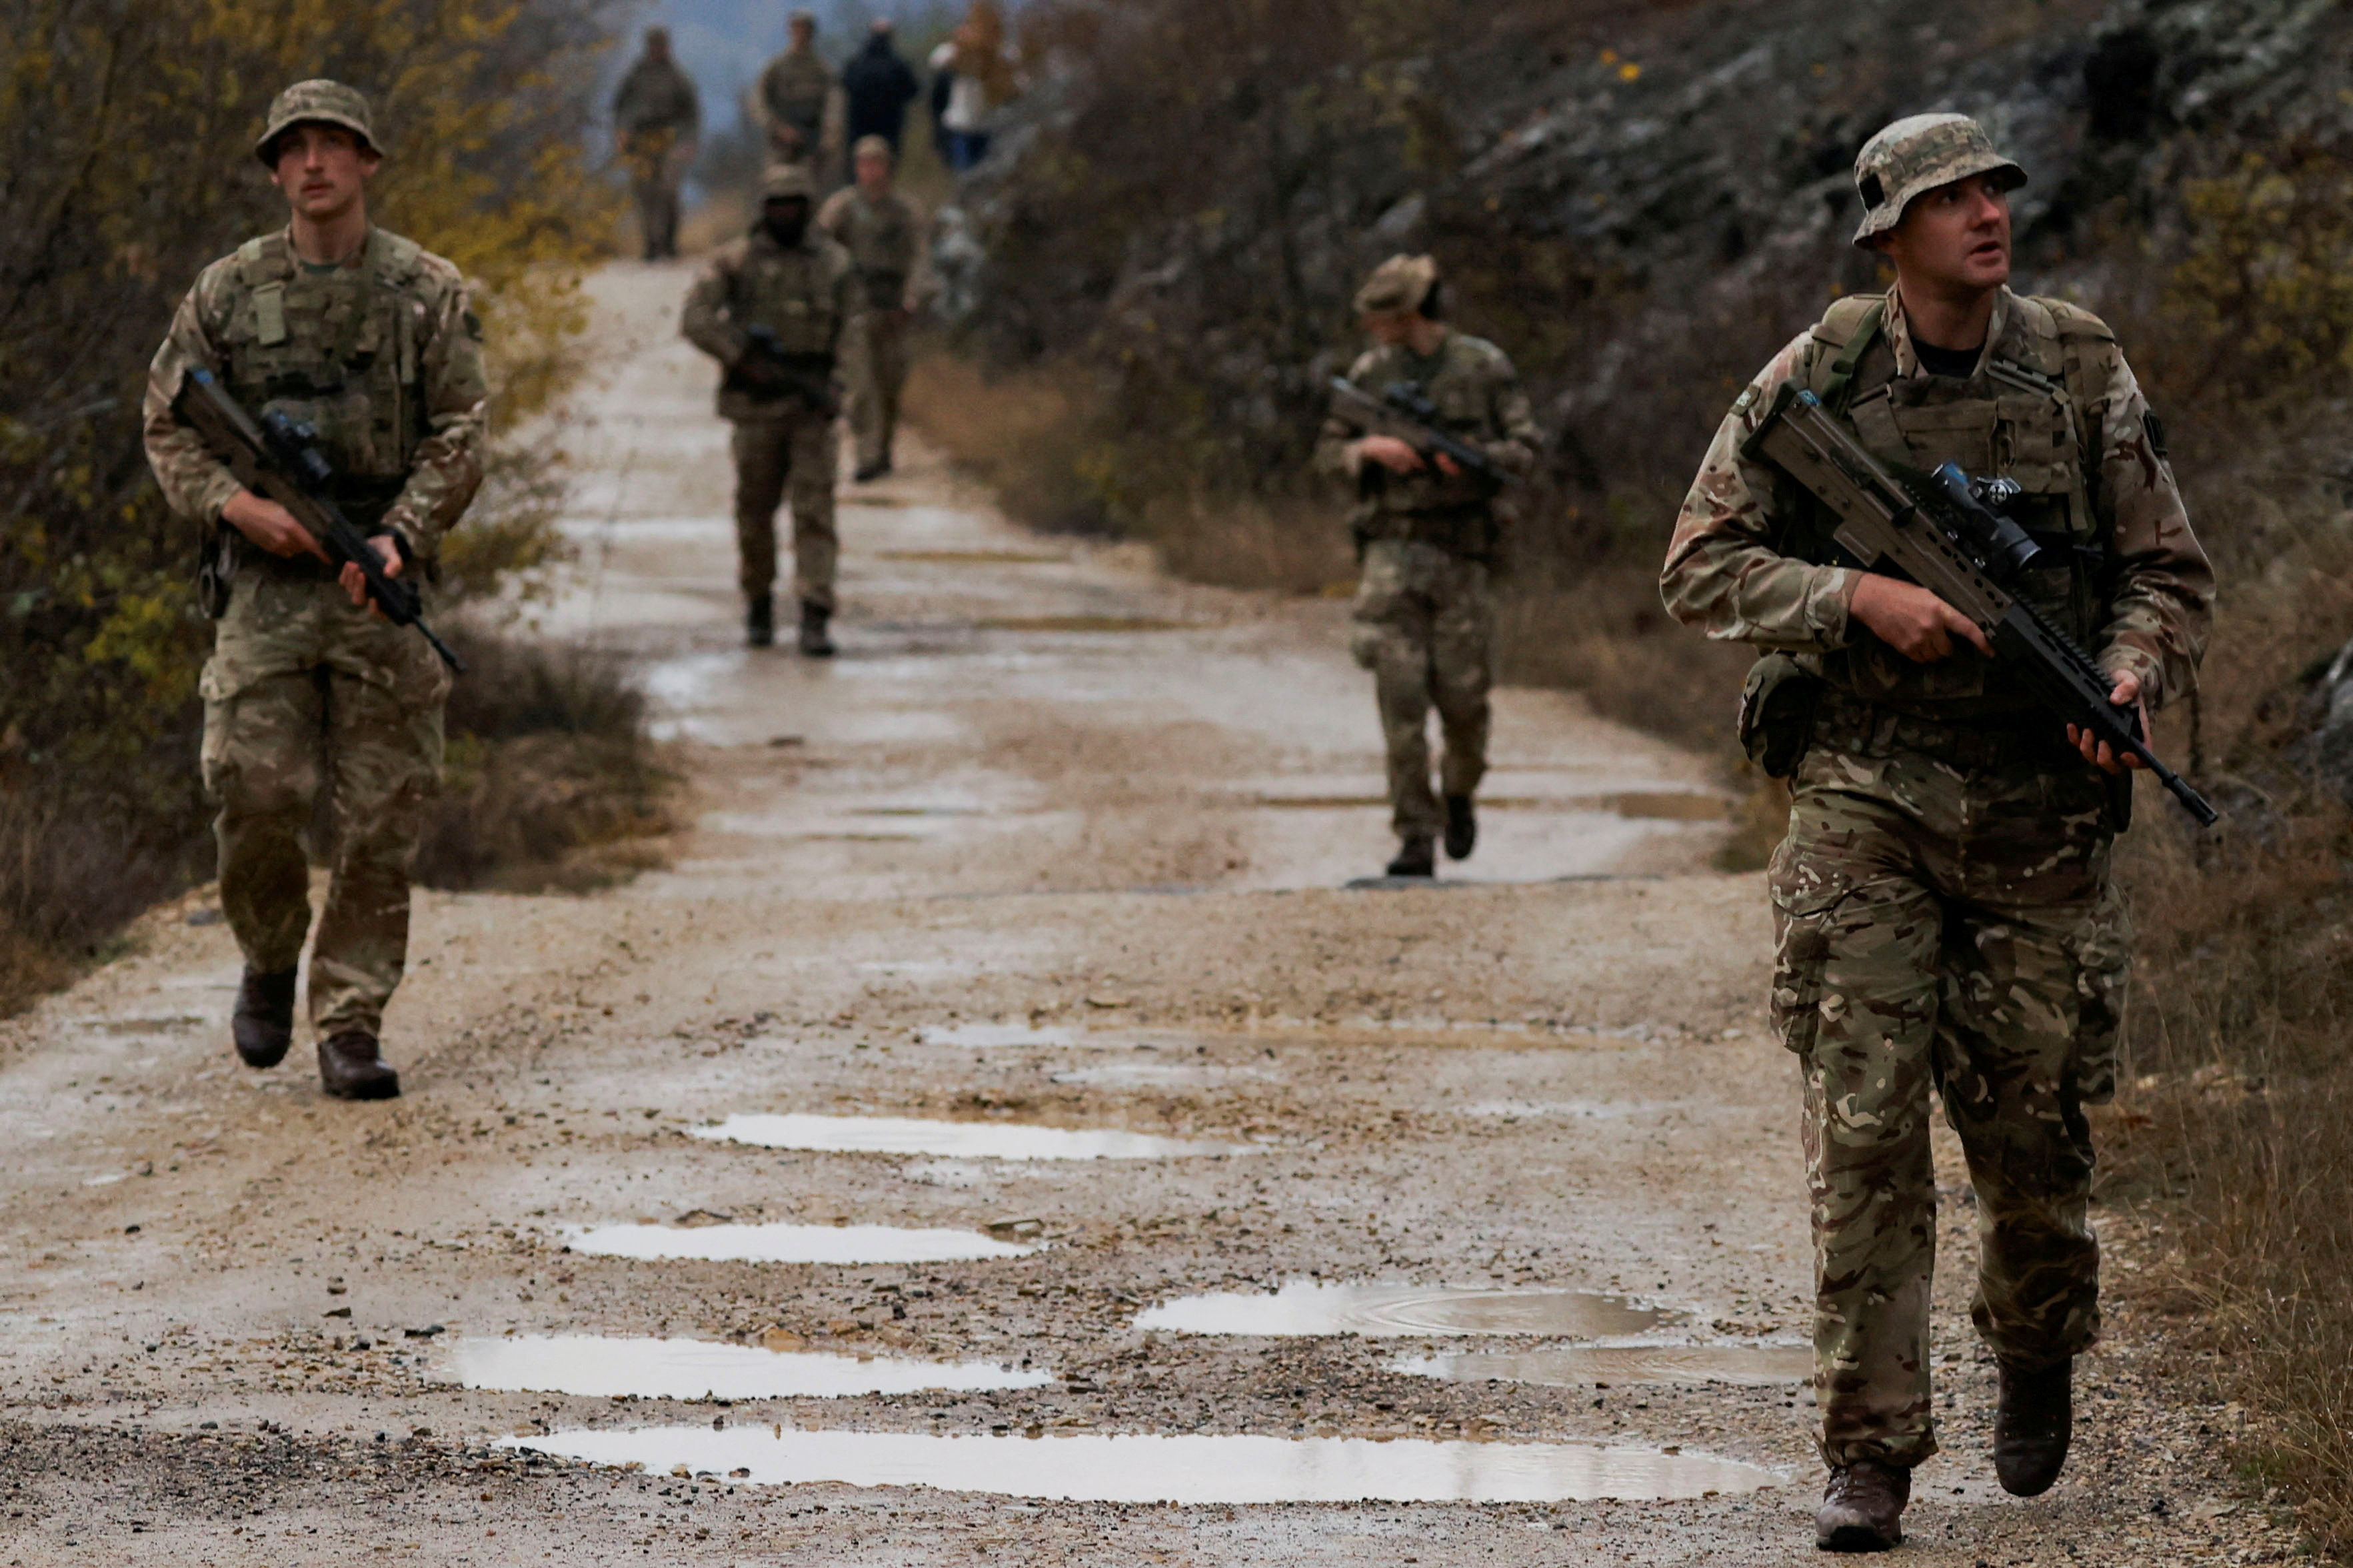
top-left (798, 599), bottom-right (835, 658)
top-left (1816, 1458), bottom-right (1908, 1552)
top-left (1993, 1355), bottom-right (2072, 1497)
top-left (318, 1031), bottom-right (401, 1101)
top-left (232, 966), bottom-right (299, 1069)
top-left (1385, 836), bottom-right (1435, 878)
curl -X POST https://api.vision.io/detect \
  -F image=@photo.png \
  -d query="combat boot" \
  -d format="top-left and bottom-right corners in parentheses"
top-left (853, 459), bottom-right (886, 483)
top-left (747, 592), bottom-right (775, 648)
top-left (318, 1031), bottom-right (401, 1101)
top-left (798, 599), bottom-right (836, 658)
top-left (1993, 1355), bottom-right (2072, 1496)
top-left (231, 966), bottom-right (299, 1069)
top-left (1443, 794), bottom-right (1477, 861)
top-left (1386, 836), bottom-right (1435, 878)
top-left (1815, 1458), bottom-right (1908, 1551)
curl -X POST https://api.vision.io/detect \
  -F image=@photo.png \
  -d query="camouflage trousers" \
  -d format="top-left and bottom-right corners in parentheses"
top-left (845, 309), bottom-right (908, 471)
top-left (1348, 538), bottom-right (1492, 840)
top-left (623, 131), bottom-right (690, 260)
top-left (1770, 735), bottom-right (2130, 1469)
top-left (199, 566), bottom-right (449, 1040)
top-left (731, 411), bottom-right (839, 610)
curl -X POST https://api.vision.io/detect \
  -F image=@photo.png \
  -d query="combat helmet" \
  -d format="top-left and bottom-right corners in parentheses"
top-left (255, 79), bottom-right (380, 166)
top-left (1850, 113), bottom-right (2024, 247)
top-left (760, 164), bottom-right (818, 203)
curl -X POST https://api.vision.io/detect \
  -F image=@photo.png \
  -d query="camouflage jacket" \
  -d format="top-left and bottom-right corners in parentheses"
top-left (759, 47), bottom-right (833, 143)
top-left (1314, 331), bottom-right (1538, 548)
top-left (816, 187), bottom-right (919, 309)
top-left (681, 225), bottom-right (861, 421)
top-left (1660, 286), bottom-right (2212, 715)
top-left (613, 56), bottom-right (701, 139)
top-left (142, 225), bottom-right (489, 559)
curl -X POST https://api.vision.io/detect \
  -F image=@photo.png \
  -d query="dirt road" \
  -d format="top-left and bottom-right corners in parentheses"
top-left (0, 265), bottom-right (2291, 1565)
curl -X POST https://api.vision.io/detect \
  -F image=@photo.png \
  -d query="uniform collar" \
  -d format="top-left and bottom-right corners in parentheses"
top-left (1883, 285), bottom-right (2012, 379)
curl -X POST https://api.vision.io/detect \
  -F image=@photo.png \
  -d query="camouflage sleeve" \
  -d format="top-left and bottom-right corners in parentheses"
top-left (381, 271), bottom-right (489, 556)
top-left (1479, 351), bottom-right (1538, 478)
top-left (1313, 349), bottom-right (1381, 482)
top-left (681, 253), bottom-right (747, 365)
top-left (1659, 331), bottom-right (1863, 650)
top-left (831, 252), bottom-right (864, 355)
top-left (816, 190), bottom-right (853, 246)
top-left (141, 265), bottom-right (243, 524)
top-left (2086, 346), bottom-right (2212, 707)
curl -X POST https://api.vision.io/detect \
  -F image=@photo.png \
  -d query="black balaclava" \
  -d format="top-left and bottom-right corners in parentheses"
top-left (761, 197), bottom-right (810, 247)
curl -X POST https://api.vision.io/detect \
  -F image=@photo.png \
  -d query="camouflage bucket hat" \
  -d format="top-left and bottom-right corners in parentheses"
top-left (255, 79), bottom-right (379, 165)
top-left (1354, 253), bottom-right (1438, 317)
top-left (1850, 113), bottom-right (2025, 246)
top-left (760, 163), bottom-right (817, 202)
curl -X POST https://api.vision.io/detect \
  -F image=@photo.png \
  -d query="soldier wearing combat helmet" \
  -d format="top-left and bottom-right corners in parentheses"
top-left (1315, 255), bottom-right (1538, 878)
top-left (1661, 114), bottom-right (2212, 1549)
top-left (143, 80), bottom-right (490, 1101)
top-left (683, 161), bottom-right (863, 653)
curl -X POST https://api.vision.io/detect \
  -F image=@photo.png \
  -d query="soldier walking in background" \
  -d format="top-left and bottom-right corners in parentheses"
top-left (841, 18), bottom-right (921, 173)
top-left (757, 9), bottom-right (837, 178)
top-left (142, 81), bottom-right (489, 1102)
top-left (683, 164), bottom-right (861, 656)
top-left (1315, 255), bottom-right (1536, 880)
top-left (1660, 115), bottom-right (2213, 1551)
top-left (818, 136), bottom-right (921, 483)
top-left (612, 26), bottom-right (701, 262)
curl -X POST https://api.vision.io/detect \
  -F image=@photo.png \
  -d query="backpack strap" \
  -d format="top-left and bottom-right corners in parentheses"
top-left (1804, 295), bottom-right (1888, 414)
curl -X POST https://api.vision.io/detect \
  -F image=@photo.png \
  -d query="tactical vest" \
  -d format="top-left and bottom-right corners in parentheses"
top-left (1353, 336), bottom-right (1510, 559)
top-left (220, 229), bottom-right (433, 524)
top-left (835, 195), bottom-right (915, 309)
top-left (1787, 291), bottom-right (2114, 718)
top-left (728, 239), bottom-right (844, 358)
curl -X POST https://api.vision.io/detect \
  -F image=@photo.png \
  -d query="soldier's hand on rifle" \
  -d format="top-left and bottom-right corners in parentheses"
top-left (336, 535), bottom-right (403, 611)
top-left (2069, 672), bottom-right (2148, 774)
top-left (1850, 572), bottom-right (1994, 662)
top-left (1357, 434), bottom-right (1426, 474)
top-left (223, 490), bottom-right (331, 564)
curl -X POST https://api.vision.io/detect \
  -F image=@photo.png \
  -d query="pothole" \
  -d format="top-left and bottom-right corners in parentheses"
top-left (563, 1222), bottom-right (1039, 1265)
top-left (1134, 1281), bottom-right (1665, 1337)
top-left (444, 1335), bottom-right (1049, 1400)
top-left (503, 1427), bottom-right (1777, 1502)
top-left (1398, 1343), bottom-right (1814, 1387)
top-left (689, 1114), bottom-right (1254, 1161)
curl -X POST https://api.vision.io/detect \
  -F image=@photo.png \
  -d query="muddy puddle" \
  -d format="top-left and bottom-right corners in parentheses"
top-left (1135, 1281), bottom-right (1665, 1338)
top-left (973, 615), bottom-right (1184, 634)
top-left (505, 1426), bottom-right (1777, 1503)
top-left (877, 548), bottom-right (1071, 565)
top-left (1248, 792), bottom-right (1725, 821)
top-left (445, 1335), bottom-right (1049, 1400)
top-left (1397, 1343), bottom-right (1814, 1388)
top-left (689, 1113), bottom-right (1254, 1161)
top-left (917, 1023), bottom-right (1083, 1050)
top-left (564, 1221), bottom-right (1039, 1265)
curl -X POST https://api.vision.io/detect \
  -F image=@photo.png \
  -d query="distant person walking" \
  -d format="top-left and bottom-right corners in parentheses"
top-left (612, 26), bottom-right (701, 261)
top-left (757, 9), bottom-right (837, 175)
top-left (841, 17), bottom-right (920, 173)
top-left (929, 1), bottom-right (1014, 173)
top-left (819, 136), bottom-right (922, 482)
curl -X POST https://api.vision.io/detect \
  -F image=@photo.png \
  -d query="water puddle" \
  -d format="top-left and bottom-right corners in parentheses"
top-left (445, 1335), bottom-right (1049, 1400)
top-left (974, 615), bottom-right (1184, 634)
top-left (505, 1427), bottom-right (1776, 1502)
top-left (917, 1023), bottom-right (1081, 1050)
top-left (1247, 792), bottom-right (1722, 821)
top-left (1050, 1062), bottom-right (1276, 1089)
top-left (1398, 1343), bottom-right (1814, 1388)
top-left (564, 1222), bottom-right (1039, 1265)
top-left (878, 548), bottom-right (1071, 565)
top-left (1135, 1281), bottom-right (1664, 1338)
top-left (690, 1114), bottom-right (1252, 1161)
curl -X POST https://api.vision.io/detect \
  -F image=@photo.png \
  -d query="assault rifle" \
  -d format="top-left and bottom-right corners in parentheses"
top-left (1327, 377), bottom-right (1518, 488)
top-left (1742, 381), bottom-right (2215, 826)
top-left (740, 327), bottom-right (841, 417)
top-left (175, 367), bottom-right (465, 673)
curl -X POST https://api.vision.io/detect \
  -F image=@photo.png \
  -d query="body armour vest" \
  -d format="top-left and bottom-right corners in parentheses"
top-left (1790, 291), bottom-right (2113, 721)
top-left (218, 229), bottom-right (435, 520)
top-left (730, 235), bottom-right (846, 357)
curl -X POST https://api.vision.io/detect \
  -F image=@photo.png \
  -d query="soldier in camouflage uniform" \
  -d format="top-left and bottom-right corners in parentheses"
top-left (611, 26), bottom-right (701, 262)
top-left (1660, 115), bottom-right (2212, 1551)
top-left (682, 162), bottom-right (861, 655)
top-left (143, 81), bottom-right (489, 1102)
top-left (1315, 255), bottom-right (1538, 878)
top-left (757, 11), bottom-right (836, 176)
top-left (817, 135), bottom-right (921, 482)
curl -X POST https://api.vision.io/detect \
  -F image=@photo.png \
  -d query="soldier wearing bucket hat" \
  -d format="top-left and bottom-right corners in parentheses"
top-left (1661, 113), bottom-right (2212, 1551)
top-left (683, 161), bottom-right (863, 653)
top-left (1315, 253), bottom-right (1538, 880)
top-left (143, 79), bottom-right (489, 1102)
